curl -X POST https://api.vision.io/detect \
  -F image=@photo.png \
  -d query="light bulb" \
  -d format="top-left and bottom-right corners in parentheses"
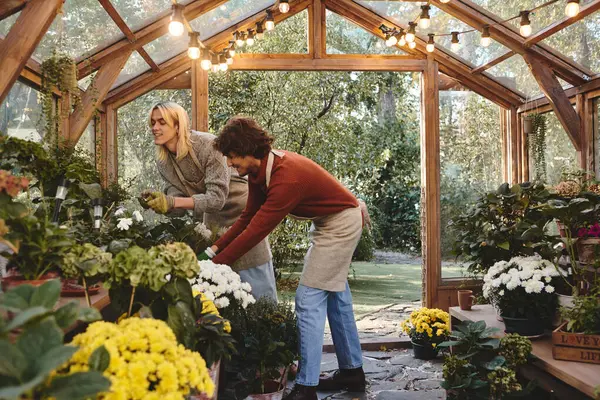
top-left (256, 22), bottom-right (265, 39)
top-left (440, 0), bottom-right (450, 3)
top-left (565, 0), bottom-right (580, 17)
top-left (405, 32), bottom-right (415, 43)
top-left (201, 59), bottom-right (211, 70)
top-left (450, 31), bottom-right (460, 52)
top-left (169, 4), bottom-right (184, 36)
top-left (265, 10), bottom-right (275, 31)
top-left (519, 11), bottom-right (532, 37)
top-left (408, 41), bottom-right (417, 49)
top-left (426, 43), bottom-right (435, 52)
top-left (279, 0), bottom-right (289, 13)
top-left (211, 54), bottom-right (219, 72)
top-left (406, 22), bottom-right (416, 43)
top-left (227, 57), bottom-right (233, 65)
top-left (229, 47), bottom-right (235, 57)
top-left (220, 57), bottom-right (228, 71)
top-left (398, 35), bottom-right (406, 46)
top-left (426, 34), bottom-right (435, 53)
top-left (451, 42), bottom-right (460, 52)
top-left (480, 26), bottom-right (491, 47)
top-left (419, 6), bottom-right (431, 29)
top-left (188, 47), bottom-right (200, 59)
top-left (385, 34), bottom-right (397, 47)
top-left (247, 37), bottom-right (254, 46)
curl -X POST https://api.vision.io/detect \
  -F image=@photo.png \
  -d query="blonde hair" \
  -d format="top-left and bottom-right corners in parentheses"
top-left (148, 101), bottom-right (192, 162)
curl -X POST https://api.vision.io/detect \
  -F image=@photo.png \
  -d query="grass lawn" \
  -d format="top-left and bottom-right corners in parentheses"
top-left (276, 261), bottom-right (464, 318)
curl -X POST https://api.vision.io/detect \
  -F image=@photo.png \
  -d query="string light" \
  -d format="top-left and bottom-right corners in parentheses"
top-left (519, 11), bottom-right (532, 37)
top-left (408, 40), bottom-right (417, 49)
top-left (398, 32), bottom-right (406, 47)
top-left (265, 10), bottom-right (275, 31)
top-left (480, 25), bottom-right (491, 47)
top-left (426, 34), bottom-right (435, 53)
top-left (440, 0), bottom-right (451, 3)
top-left (246, 29), bottom-right (255, 46)
top-left (279, 0), bottom-right (289, 14)
top-left (200, 49), bottom-right (211, 71)
top-left (219, 54), bottom-right (228, 71)
top-left (226, 51), bottom-right (234, 65)
top-left (565, 0), bottom-right (580, 17)
top-left (451, 31), bottom-right (460, 52)
top-left (405, 22), bottom-right (416, 43)
top-left (211, 54), bottom-right (220, 73)
top-left (228, 41), bottom-right (236, 57)
top-left (235, 31), bottom-right (244, 47)
top-left (419, 5), bottom-right (431, 29)
top-left (256, 21), bottom-right (265, 40)
top-left (187, 32), bottom-right (200, 60)
top-left (168, 4), bottom-right (184, 36)
top-left (385, 33), bottom-right (398, 47)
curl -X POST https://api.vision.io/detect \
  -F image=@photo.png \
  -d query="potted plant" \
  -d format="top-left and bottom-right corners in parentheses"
top-left (439, 321), bottom-right (533, 400)
top-left (60, 243), bottom-right (113, 304)
top-left (192, 260), bottom-right (256, 310)
top-left (400, 307), bottom-right (450, 360)
top-left (58, 317), bottom-right (215, 399)
top-left (0, 280), bottom-right (110, 399)
top-left (223, 298), bottom-right (298, 400)
top-left (482, 255), bottom-right (563, 336)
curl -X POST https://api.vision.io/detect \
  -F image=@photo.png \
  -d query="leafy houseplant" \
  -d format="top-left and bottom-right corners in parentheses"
top-left (60, 243), bottom-right (113, 305)
top-left (453, 182), bottom-right (554, 277)
top-left (482, 255), bottom-right (561, 336)
top-left (0, 280), bottom-right (110, 400)
top-left (560, 288), bottom-right (600, 334)
top-left (58, 317), bottom-right (215, 399)
top-left (400, 307), bottom-right (450, 360)
top-left (223, 298), bottom-right (298, 398)
top-left (439, 321), bottom-right (533, 400)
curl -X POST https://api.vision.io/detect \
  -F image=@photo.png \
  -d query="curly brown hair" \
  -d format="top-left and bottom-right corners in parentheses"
top-left (213, 116), bottom-right (274, 159)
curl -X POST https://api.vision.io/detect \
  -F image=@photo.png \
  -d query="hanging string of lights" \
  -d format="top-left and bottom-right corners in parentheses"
top-left (379, 0), bottom-right (582, 53)
top-left (166, 0), bottom-right (289, 72)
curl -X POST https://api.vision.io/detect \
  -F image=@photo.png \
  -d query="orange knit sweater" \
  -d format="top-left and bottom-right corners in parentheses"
top-left (213, 150), bottom-right (358, 266)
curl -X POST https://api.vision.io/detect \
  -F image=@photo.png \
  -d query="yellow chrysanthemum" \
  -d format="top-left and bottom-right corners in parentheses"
top-left (399, 308), bottom-right (450, 340)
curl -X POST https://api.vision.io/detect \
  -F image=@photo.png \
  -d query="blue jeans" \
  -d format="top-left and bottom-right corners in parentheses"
top-left (238, 259), bottom-right (278, 303)
top-left (294, 283), bottom-right (362, 386)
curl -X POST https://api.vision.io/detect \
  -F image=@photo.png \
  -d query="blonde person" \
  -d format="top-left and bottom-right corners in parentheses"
top-left (141, 102), bottom-right (276, 302)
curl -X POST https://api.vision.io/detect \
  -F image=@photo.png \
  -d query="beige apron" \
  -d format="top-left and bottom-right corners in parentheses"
top-left (169, 151), bottom-right (271, 272)
top-left (266, 151), bottom-right (362, 292)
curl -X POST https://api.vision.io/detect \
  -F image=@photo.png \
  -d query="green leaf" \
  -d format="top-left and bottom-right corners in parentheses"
top-left (483, 355), bottom-right (506, 370)
top-left (77, 306), bottom-right (102, 323)
top-left (471, 379), bottom-right (488, 390)
top-left (0, 375), bottom-right (47, 400)
top-left (437, 340), bottom-right (461, 348)
top-left (89, 345), bottom-right (110, 372)
top-left (3, 306), bottom-right (50, 332)
top-left (163, 277), bottom-right (194, 306)
top-left (30, 280), bottom-right (61, 309)
top-left (36, 345), bottom-right (78, 378)
top-left (54, 302), bottom-right (80, 329)
top-left (79, 183), bottom-right (103, 199)
top-left (497, 241), bottom-right (510, 250)
top-left (0, 340), bottom-right (27, 379)
top-left (472, 320), bottom-right (486, 332)
top-left (45, 371), bottom-right (111, 400)
top-left (1, 285), bottom-right (36, 311)
top-left (17, 318), bottom-right (63, 365)
top-left (167, 301), bottom-right (196, 349)
top-left (480, 338), bottom-right (500, 348)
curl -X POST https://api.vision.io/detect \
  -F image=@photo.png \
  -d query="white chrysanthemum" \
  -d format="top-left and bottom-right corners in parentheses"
top-left (545, 285), bottom-right (555, 293)
top-left (116, 217), bottom-right (133, 231)
top-left (191, 260), bottom-right (255, 308)
top-left (194, 223), bottom-right (212, 240)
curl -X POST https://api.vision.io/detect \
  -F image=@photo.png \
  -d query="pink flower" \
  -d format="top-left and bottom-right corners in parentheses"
top-left (577, 227), bottom-right (588, 237)
top-left (588, 223), bottom-right (600, 237)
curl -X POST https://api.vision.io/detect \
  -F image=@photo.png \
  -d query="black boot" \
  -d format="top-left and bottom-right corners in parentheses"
top-left (283, 384), bottom-right (318, 400)
top-left (317, 367), bottom-right (366, 392)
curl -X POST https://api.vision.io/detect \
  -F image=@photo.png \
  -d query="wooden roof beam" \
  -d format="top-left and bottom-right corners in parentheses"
top-left (68, 50), bottom-right (133, 147)
top-left (429, 0), bottom-right (590, 86)
top-left (97, 0), bottom-right (159, 72)
top-left (0, 0), bottom-right (27, 20)
top-left (472, 51), bottom-right (514, 74)
top-left (78, 0), bottom-right (229, 78)
top-left (0, 0), bottom-right (62, 105)
top-left (523, 53), bottom-right (581, 150)
top-left (525, 0), bottom-right (600, 47)
top-left (325, 0), bottom-right (523, 106)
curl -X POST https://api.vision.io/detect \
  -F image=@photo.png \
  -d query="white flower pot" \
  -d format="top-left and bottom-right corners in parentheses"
top-left (553, 294), bottom-right (575, 327)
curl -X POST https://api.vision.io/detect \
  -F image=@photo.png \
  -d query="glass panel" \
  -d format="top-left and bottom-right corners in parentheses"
top-left (33, 0), bottom-right (124, 61)
top-left (439, 91), bottom-right (503, 278)
top-left (78, 71), bottom-right (97, 91)
top-left (111, 51), bottom-right (151, 89)
top-left (542, 12), bottom-right (600, 73)
top-left (118, 89), bottom-right (192, 198)
top-left (190, 0), bottom-right (274, 41)
top-left (142, 32), bottom-right (188, 65)
top-left (326, 10), bottom-right (406, 55)
top-left (528, 111), bottom-right (578, 185)
top-left (357, 1), bottom-right (510, 66)
top-left (485, 55), bottom-right (542, 98)
top-left (76, 121), bottom-right (96, 158)
top-left (0, 81), bottom-right (44, 142)
top-left (109, 0), bottom-right (170, 32)
top-left (242, 9), bottom-right (308, 54)
top-left (0, 12), bottom-right (20, 38)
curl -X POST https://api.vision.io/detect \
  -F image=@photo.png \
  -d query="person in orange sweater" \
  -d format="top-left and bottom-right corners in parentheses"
top-left (203, 116), bottom-right (367, 400)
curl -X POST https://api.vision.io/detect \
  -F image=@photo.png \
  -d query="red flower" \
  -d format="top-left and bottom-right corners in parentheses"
top-left (577, 227), bottom-right (588, 238)
top-left (588, 223), bottom-right (600, 237)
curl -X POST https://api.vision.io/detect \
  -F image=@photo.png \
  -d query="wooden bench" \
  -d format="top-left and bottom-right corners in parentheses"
top-left (450, 305), bottom-right (600, 399)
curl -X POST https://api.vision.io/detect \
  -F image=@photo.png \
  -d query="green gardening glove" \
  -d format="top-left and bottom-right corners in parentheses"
top-left (138, 190), bottom-right (153, 209)
top-left (197, 247), bottom-right (216, 261)
top-left (147, 191), bottom-right (174, 214)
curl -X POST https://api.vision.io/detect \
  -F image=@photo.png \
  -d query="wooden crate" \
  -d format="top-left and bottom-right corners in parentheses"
top-left (552, 322), bottom-right (600, 364)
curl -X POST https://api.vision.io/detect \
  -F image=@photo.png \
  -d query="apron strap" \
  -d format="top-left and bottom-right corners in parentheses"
top-left (265, 150), bottom-right (285, 188)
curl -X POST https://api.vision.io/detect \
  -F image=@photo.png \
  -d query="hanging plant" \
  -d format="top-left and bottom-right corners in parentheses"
top-left (529, 113), bottom-right (547, 183)
top-left (40, 51), bottom-right (80, 149)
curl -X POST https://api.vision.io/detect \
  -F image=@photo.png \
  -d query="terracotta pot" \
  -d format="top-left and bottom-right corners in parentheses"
top-left (188, 360), bottom-right (221, 400)
top-left (458, 290), bottom-right (475, 311)
top-left (1, 272), bottom-right (59, 291)
top-left (576, 237), bottom-right (600, 264)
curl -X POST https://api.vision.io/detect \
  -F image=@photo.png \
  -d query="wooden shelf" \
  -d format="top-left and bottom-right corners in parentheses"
top-left (450, 305), bottom-right (600, 398)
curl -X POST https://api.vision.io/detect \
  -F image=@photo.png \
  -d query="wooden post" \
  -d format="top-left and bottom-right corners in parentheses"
top-left (520, 113), bottom-right (529, 182)
top-left (420, 55), bottom-right (440, 308)
top-left (577, 94), bottom-right (594, 172)
top-left (191, 60), bottom-right (208, 131)
top-left (105, 105), bottom-right (118, 185)
top-left (510, 107), bottom-right (519, 184)
top-left (0, 0), bottom-right (28, 20)
top-left (68, 51), bottom-right (132, 147)
top-left (524, 53), bottom-right (581, 151)
top-left (0, 0), bottom-right (62, 105)
top-left (309, 0), bottom-right (325, 59)
top-left (96, 111), bottom-right (108, 187)
top-left (500, 108), bottom-right (509, 183)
